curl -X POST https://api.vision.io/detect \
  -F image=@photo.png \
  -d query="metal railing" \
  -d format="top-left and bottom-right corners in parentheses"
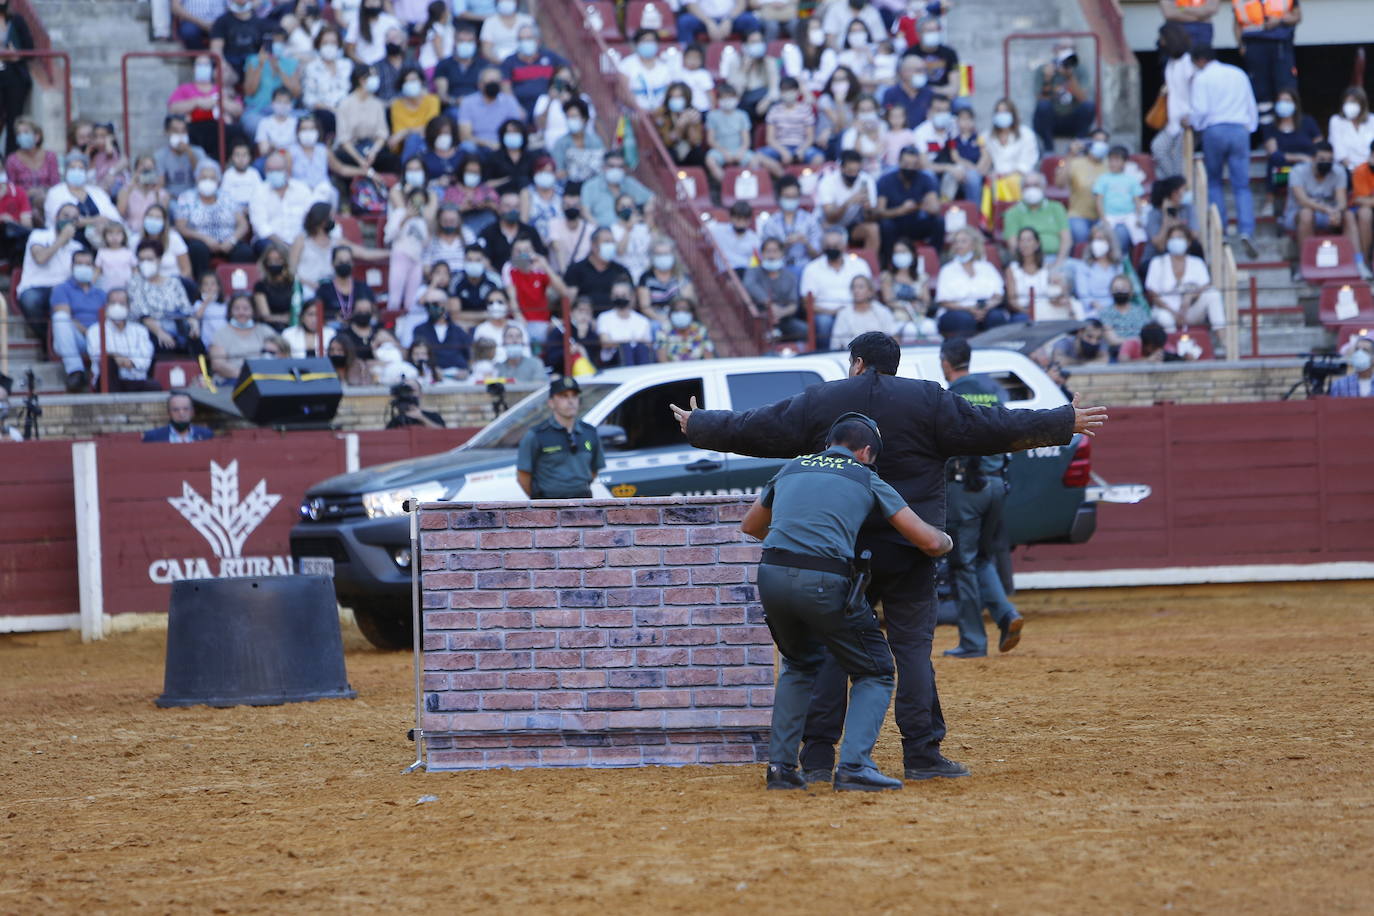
top-left (533, 0), bottom-right (762, 356)
top-left (121, 50), bottom-right (228, 164)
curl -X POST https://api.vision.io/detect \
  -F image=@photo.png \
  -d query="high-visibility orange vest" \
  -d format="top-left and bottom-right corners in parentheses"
top-left (1233, 0), bottom-right (1292, 28)
top-left (1175, 0), bottom-right (1207, 8)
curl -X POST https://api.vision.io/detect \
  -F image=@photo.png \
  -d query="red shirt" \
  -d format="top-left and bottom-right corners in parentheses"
top-left (0, 183), bottom-right (31, 222)
top-left (509, 268), bottom-right (551, 321)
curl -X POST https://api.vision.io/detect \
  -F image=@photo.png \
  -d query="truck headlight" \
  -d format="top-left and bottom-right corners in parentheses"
top-left (361, 482), bottom-right (446, 518)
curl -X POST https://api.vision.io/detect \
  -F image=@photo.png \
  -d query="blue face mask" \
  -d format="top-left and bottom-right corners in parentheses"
top-left (1090, 141), bottom-right (1110, 160)
top-left (955, 251), bottom-right (974, 264)
top-left (760, 257), bottom-right (784, 272)
top-left (143, 217), bottom-right (165, 235)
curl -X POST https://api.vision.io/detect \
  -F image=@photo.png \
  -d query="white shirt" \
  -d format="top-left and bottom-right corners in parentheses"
top-left (479, 13), bottom-right (533, 62)
top-left (619, 55), bottom-right (673, 111)
top-left (130, 229), bottom-right (191, 278)
top-left (87, 319), bottom-right (154, 381)
top-left (820, 1), bottom-right (884, 44)
top-left (472, 319), bottom-right (529, 362)
top-left (1328, 113), bottom-right (1374, 172)
top-left (708, 222), bottom-right (760, 272)
top-left (814, 169), bottom-right (876, 227)
top-left (1008, 262), bottom-right (1051, 311)
top-left (800, 253), bottom-right (872, 314)
top-left (675, 64), bottom-right (717, 112)
top-left (986, 124), bottom-right (1040, 176)
top-left (1034, 294), bottom-right (1086, 322)
top-left (935, 259), bottom-right (1004, 309)
top-left (911, 121), bottom-right (954, 162)
top-left (829, 301), bottom-right (895, 350)
top-left (248, 179), bottom-right (316, 244)
top-left (18, 229), bottom-right (84, 294)
top-left (1163, 54), bottom-right (1196, 136)
top-left (220, 166), bottom-right (266, 210)
top-left (780, 43), bottom-right (837, 95)
top-left (596, 307), bottom-right (654, 345)
top-left (345, 11), bottom-right (402, 65)
top-left (1145, 253), bottom-right (1212, 313)
top-left (44, 183), bottom-right (122, 227)
top-left (283, 324), bottom-right (337, 358)
top-left (1188, 61), bottom-right (1257, 133)
top-left (255, 114), bottom-right (299, 153)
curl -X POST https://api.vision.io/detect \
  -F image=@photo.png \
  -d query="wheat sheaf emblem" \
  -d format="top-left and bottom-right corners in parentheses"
top-left (168, 461), bottom-right (281, 559)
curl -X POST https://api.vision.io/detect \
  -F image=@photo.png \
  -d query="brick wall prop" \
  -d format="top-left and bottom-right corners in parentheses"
top-left (416, 497), bottom-right (773, 770)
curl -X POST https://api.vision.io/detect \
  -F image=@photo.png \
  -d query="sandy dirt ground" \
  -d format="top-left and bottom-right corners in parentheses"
top-left (3, 582), bottom-right (1373, 915)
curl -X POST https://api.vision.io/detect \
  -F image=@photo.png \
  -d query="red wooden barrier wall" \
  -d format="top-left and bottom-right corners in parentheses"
top-left (0, 441), bottom-right (79, 620)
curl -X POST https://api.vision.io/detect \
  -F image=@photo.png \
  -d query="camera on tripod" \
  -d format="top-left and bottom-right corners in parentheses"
top-left (1284, 352), bottom-right (1347, 400)
top-left (389, 381), bottom-right (419, 411)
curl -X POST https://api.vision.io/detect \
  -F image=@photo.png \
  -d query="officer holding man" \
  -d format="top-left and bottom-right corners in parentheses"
top-left (673, 332), bottom-right (1107, 783)
top-left (740, 414), bottom-right (953, 792)
top-left (941, 338), bottom-right (1024, 659)
top-left (516, 377), bottom-right (606, 499)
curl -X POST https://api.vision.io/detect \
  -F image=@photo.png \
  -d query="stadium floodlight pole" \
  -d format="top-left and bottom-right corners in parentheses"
top-left (402, 497), bottom-right (428, 774)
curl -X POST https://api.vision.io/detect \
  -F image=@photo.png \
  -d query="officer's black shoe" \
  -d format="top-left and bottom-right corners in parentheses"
top-left (65, 370), bottom-right (87, 393)
top-left (998, 611), bottom-right (1024, 653)
top-left (766, 763), bottom-right (808, 791)
top-left (942, 646), bottom-right (987, 659)
top-left (904, 756), bottom-right (971, 780)
top-left (834, 765), bottom-right (903, 792)
top-left (803, 768), bottom-right (833, 785)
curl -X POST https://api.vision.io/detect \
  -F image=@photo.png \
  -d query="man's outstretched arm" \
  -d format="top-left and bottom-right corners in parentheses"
top-left (671, 394), bottom-right (816, 459)
top-left (935, 390), bottom-right (1107, 458)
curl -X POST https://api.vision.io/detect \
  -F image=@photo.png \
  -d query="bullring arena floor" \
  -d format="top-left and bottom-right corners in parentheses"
top-left (4, 581), bottom-right (1372, 913)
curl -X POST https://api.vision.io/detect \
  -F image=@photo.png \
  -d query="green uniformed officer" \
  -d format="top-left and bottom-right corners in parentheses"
top-left (516, 377), bottom-right (606, 499)
top-left (740, 413), bottom-right (953, 792)
top-left (940, 338), bottom-right (1025, 658)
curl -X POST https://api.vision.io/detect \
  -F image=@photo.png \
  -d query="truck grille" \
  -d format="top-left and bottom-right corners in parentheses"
top-left (290, 537), bottom-right (349, 563)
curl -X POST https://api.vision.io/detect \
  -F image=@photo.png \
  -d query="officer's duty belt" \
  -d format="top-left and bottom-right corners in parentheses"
top-left (760, 548), bottom-right (853, 578)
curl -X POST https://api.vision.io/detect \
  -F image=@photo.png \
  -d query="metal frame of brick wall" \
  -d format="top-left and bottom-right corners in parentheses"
top-left (416, 497), bottom-right (773, 770)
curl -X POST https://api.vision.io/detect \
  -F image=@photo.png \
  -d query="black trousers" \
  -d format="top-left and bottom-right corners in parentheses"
top-left (799, 537), bottom-right (945, 771)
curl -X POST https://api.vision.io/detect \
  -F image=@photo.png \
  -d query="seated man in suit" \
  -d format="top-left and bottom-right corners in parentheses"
top-left (143, 391), bottom-right (214, 442)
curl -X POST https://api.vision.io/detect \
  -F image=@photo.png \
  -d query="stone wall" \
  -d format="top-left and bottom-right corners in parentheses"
top-left (1067, 359), bottom-right (1307, 406)
top-left (18, 384), bottom-right (542, 439)
top-left (415, 497), bottom-right (771, 770)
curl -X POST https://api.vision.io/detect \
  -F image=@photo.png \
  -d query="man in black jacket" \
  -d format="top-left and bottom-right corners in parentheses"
top-left (671, 332), bottom-right (1107, 782)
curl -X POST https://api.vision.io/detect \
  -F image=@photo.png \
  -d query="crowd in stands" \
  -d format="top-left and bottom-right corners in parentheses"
top-left (4, 0), bottom-right (1373, 398)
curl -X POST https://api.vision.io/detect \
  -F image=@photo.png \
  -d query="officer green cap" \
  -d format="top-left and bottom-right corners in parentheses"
top-left (549, 376), bottom-right (581, 395)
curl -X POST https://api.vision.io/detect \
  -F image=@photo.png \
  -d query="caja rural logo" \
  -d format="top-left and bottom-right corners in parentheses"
top-left (148, 460), bottom-right (294, 583)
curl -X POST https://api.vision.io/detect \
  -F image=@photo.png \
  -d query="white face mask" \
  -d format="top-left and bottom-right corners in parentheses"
top-left (197, 178), bottom-right (218, 197)
top-left (463, 171), bottom-right (481, 187)
top-left (138, 259), bottom-right (159, 279)
top-left (1166, 237), bottom-right (1189, 256)
top-left (808, 27), bottom-right (824, 45)
top-left (320, 44), bottom-right (341, 61)
top-left (435, 133), bottom-right (453, 152)
top-left (299, 129), bottom-right (319, 147)
top-left (505, 344), bottom-right (528, 359)
top-left (847, 32), bottom-right (866, 48)
top-left (993, 111), bottom-right (1014, 129)
top-left (652, 253), bottom-right (674, 271)
top-left (1352, 348), bottom-right (1373, 371)
top-left (1344, 101), bottom-right (1363, 120)
top-left (405, 170), bottom-right (425, 188)
top-left (487, 302), bottom-right (509, 318)
top-left (403, 80), bottom-right (423, 98)
top-left (195, 62), bottom-right (214, 82)
top-left (598, 241), bottom-right (618, 261)
top-left (909, 72), bottom-right (928, 89)
top-left (169, 133), bottom-right (188, 149)
top-left (566, 117), bottom-right (585, 133)
top-left (364, 74), bottom-right (381, 93)
top-left (106, 303), bottom-right (129, 322)
top-left (891, 251), bottom-right (913, 269)
top-left (921, 30), bottom-right (942, 48)
top-left (1022, 186), bottom-right (1045, 206)
top-left (1046, 284), bottom-right (1064, 299)
top-left (1090, 239), bottom-right (1111, 258)
top-left (533, 170), bottom-right (556, 189)
top-left (669, 311), bottom-right (692, 329)
top-left (497, 0), bottom-right (516, 14)
top-left (604, 167), bottom-right (624, 185)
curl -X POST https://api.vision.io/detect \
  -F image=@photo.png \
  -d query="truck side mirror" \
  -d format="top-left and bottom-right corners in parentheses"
top-left (597, 424), bottom-right (628, 449)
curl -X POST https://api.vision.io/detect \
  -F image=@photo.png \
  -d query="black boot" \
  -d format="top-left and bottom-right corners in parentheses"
top-left (765, 763), bottom-right (808, 791)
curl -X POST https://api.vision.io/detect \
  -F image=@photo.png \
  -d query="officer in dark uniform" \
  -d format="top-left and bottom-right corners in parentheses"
top-left (741, 414), bottom-right (953, 792)
top-left (940, 338), bottom-right (1024, 659)
top-left (673, 332), bottom-right (1107, 782)
top-left (516, 376), bottom-right (606, 499)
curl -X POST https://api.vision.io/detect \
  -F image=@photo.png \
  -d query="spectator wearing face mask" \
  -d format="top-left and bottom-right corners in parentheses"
top-left (302, 26), bottom-right (354, 139)
top-left (874, 146), bottom-right (942, 263)
top-left (457, 67), bottom-right (526, 156)
top-left (1142, 175), bottom-right (1199, 265)
top-left (436, 22), bottom-right (491, 110)
top-left (1099, 273), bottom-right (1154, 349)
top-left (722, 28), bottom-right (781, 121)
top-left (1002, 172), bottom-right (1070, 262)
top-left (580, 148), bottom-right (651, 229)
top-left (424, 203), bottom-right (474, 273)
top-left (915, 17), bottom-right (960, 104)
top-left (154, 115), bottom-right (209, 199)
top-left (1056, 129), bottom-right (1111, 245)
top-left (935, 227), bottom-right (1006, 330)
top-left (129, 239), bottom-right (197, 352)
top-left (210, 0), bottom-right (269, 82)
top-left (1328, 87), bottom-right (1374, 175)
top-left (1329, 337), bottom-right (1374, 397)
top-left (50, 249), bottom-right (107, 392)
top-left (819, 0), bottom-right (883, 48)
top-left (1066, 224), bottom-right (1127, 318)
top-left (503, 238), bottom-right (568, 344)
top-left (480, 0), bottom-right (533, 62)
top-left (89, 289), bottom-right (160, 392)
top-left (472, 290), bottom-right (527, 359)
top-left (478, 190), bottom-right (547, 271)
top-left (829, 274), bottom-right (896, 351)
top-left (759, 77), bottom-right (824, 173)
top-left (1282, 141), bottom-right (1366, 277)
top-left (595, 280), bottom-right (656, 366)
top-left (564, 227), bottom-right (633, 313)
top-left (332, 65), bottom-right (402, 177)
top-left (219, 140), bottom-right (265, 210)
top-left (249, 152), bottom-right (314, 252)
top-left (501, 23), bottom-right (565, 119)
top-left (47, 151), bottom-right (122, 237)
top-left (1032, 43), bottom-right (1096, 150)
top-left (5, 117), bottom-right (59, 197)
top-left (348, 1), bottom-right (403, 67)
top-left (1144, 225), bottom-right (1225, 331)
top-left (657, 297), bottom-right (715, 362)
top-left (1051, 319), bottom-right (1109, 366)
top-left (282, 297), bottom-right (337, 359)
top-left (551, 100), bottom-right (606, 184)
top-left (16, 202), bottom-right (84, 340)
top-left (637, 238), bottom-right (695, 324)
top-left (167, 54), bottom-right (244, 161)
top-left (761, 176), bottom-right (823, 271)
top-left (709, 201), bottom-right (762, 277)
top-left (985, 98), bottom-right (1039, 183)
top-left (143, 390), bottom-right (214, 442)
top-left (443, 155), bottom-right (500, 235)
top-left (485, 119), bottom-right (541, 196)
top-left (1032, 273), bottom-right (1086, 322)
top-left (240, 26), bottom-right (300, 138)
top-left (412, 291), bottom-right (473, 379)
top-left (255, 87), bottom-right (300, 158)
top-left (339, 295), bottom-right (399, 361)
top-left (286, 115), bottom-right (338, 205)
top-left (622, 33), bottom-right (675, 114)
top-left (745, 237), bottom-right (806, 340)
top-left (800, 227), bottom-right (872, 345)
top-left (703, 83), bottom-right (758, 185)
top-left (389, 65), bottom-right (442, 162)
top-left (493, 321), bottom-right (545, 381)
top-left (454, 244), bottom-right (503, 313)
top-left (421, 115), bottom-right (463, 184)
top-left (374, 28), bottom-right (414, 104)
top-left (210, 293), bottom-right (272, 380)
top-left (546, 184), bottom-right (593, 274)
top-left (317, 245), bottom-right (377, 321)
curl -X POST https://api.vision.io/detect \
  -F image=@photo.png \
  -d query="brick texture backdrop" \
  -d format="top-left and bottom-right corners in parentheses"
top-left (417, 497), bottom-right (773, 770)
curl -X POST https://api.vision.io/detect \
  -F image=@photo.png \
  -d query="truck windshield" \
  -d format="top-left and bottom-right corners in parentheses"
top-left (461, 382), bottom-right (619, 449)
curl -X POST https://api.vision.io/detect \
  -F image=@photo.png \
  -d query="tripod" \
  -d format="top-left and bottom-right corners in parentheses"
top-left (20, 369), bottom-right (40, 440)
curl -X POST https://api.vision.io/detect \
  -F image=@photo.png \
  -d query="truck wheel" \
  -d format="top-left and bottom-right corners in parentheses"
top-left (352, 599), bottom-right (414, 651)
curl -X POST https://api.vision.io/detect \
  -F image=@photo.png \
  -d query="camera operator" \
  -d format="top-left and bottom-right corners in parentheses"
top-left (1330, 337), bottom-right (1374, 398)
top-left (1033, 42), bottom-right (1096, 151)
top-left (385, 378), bottom-right (446, 429)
